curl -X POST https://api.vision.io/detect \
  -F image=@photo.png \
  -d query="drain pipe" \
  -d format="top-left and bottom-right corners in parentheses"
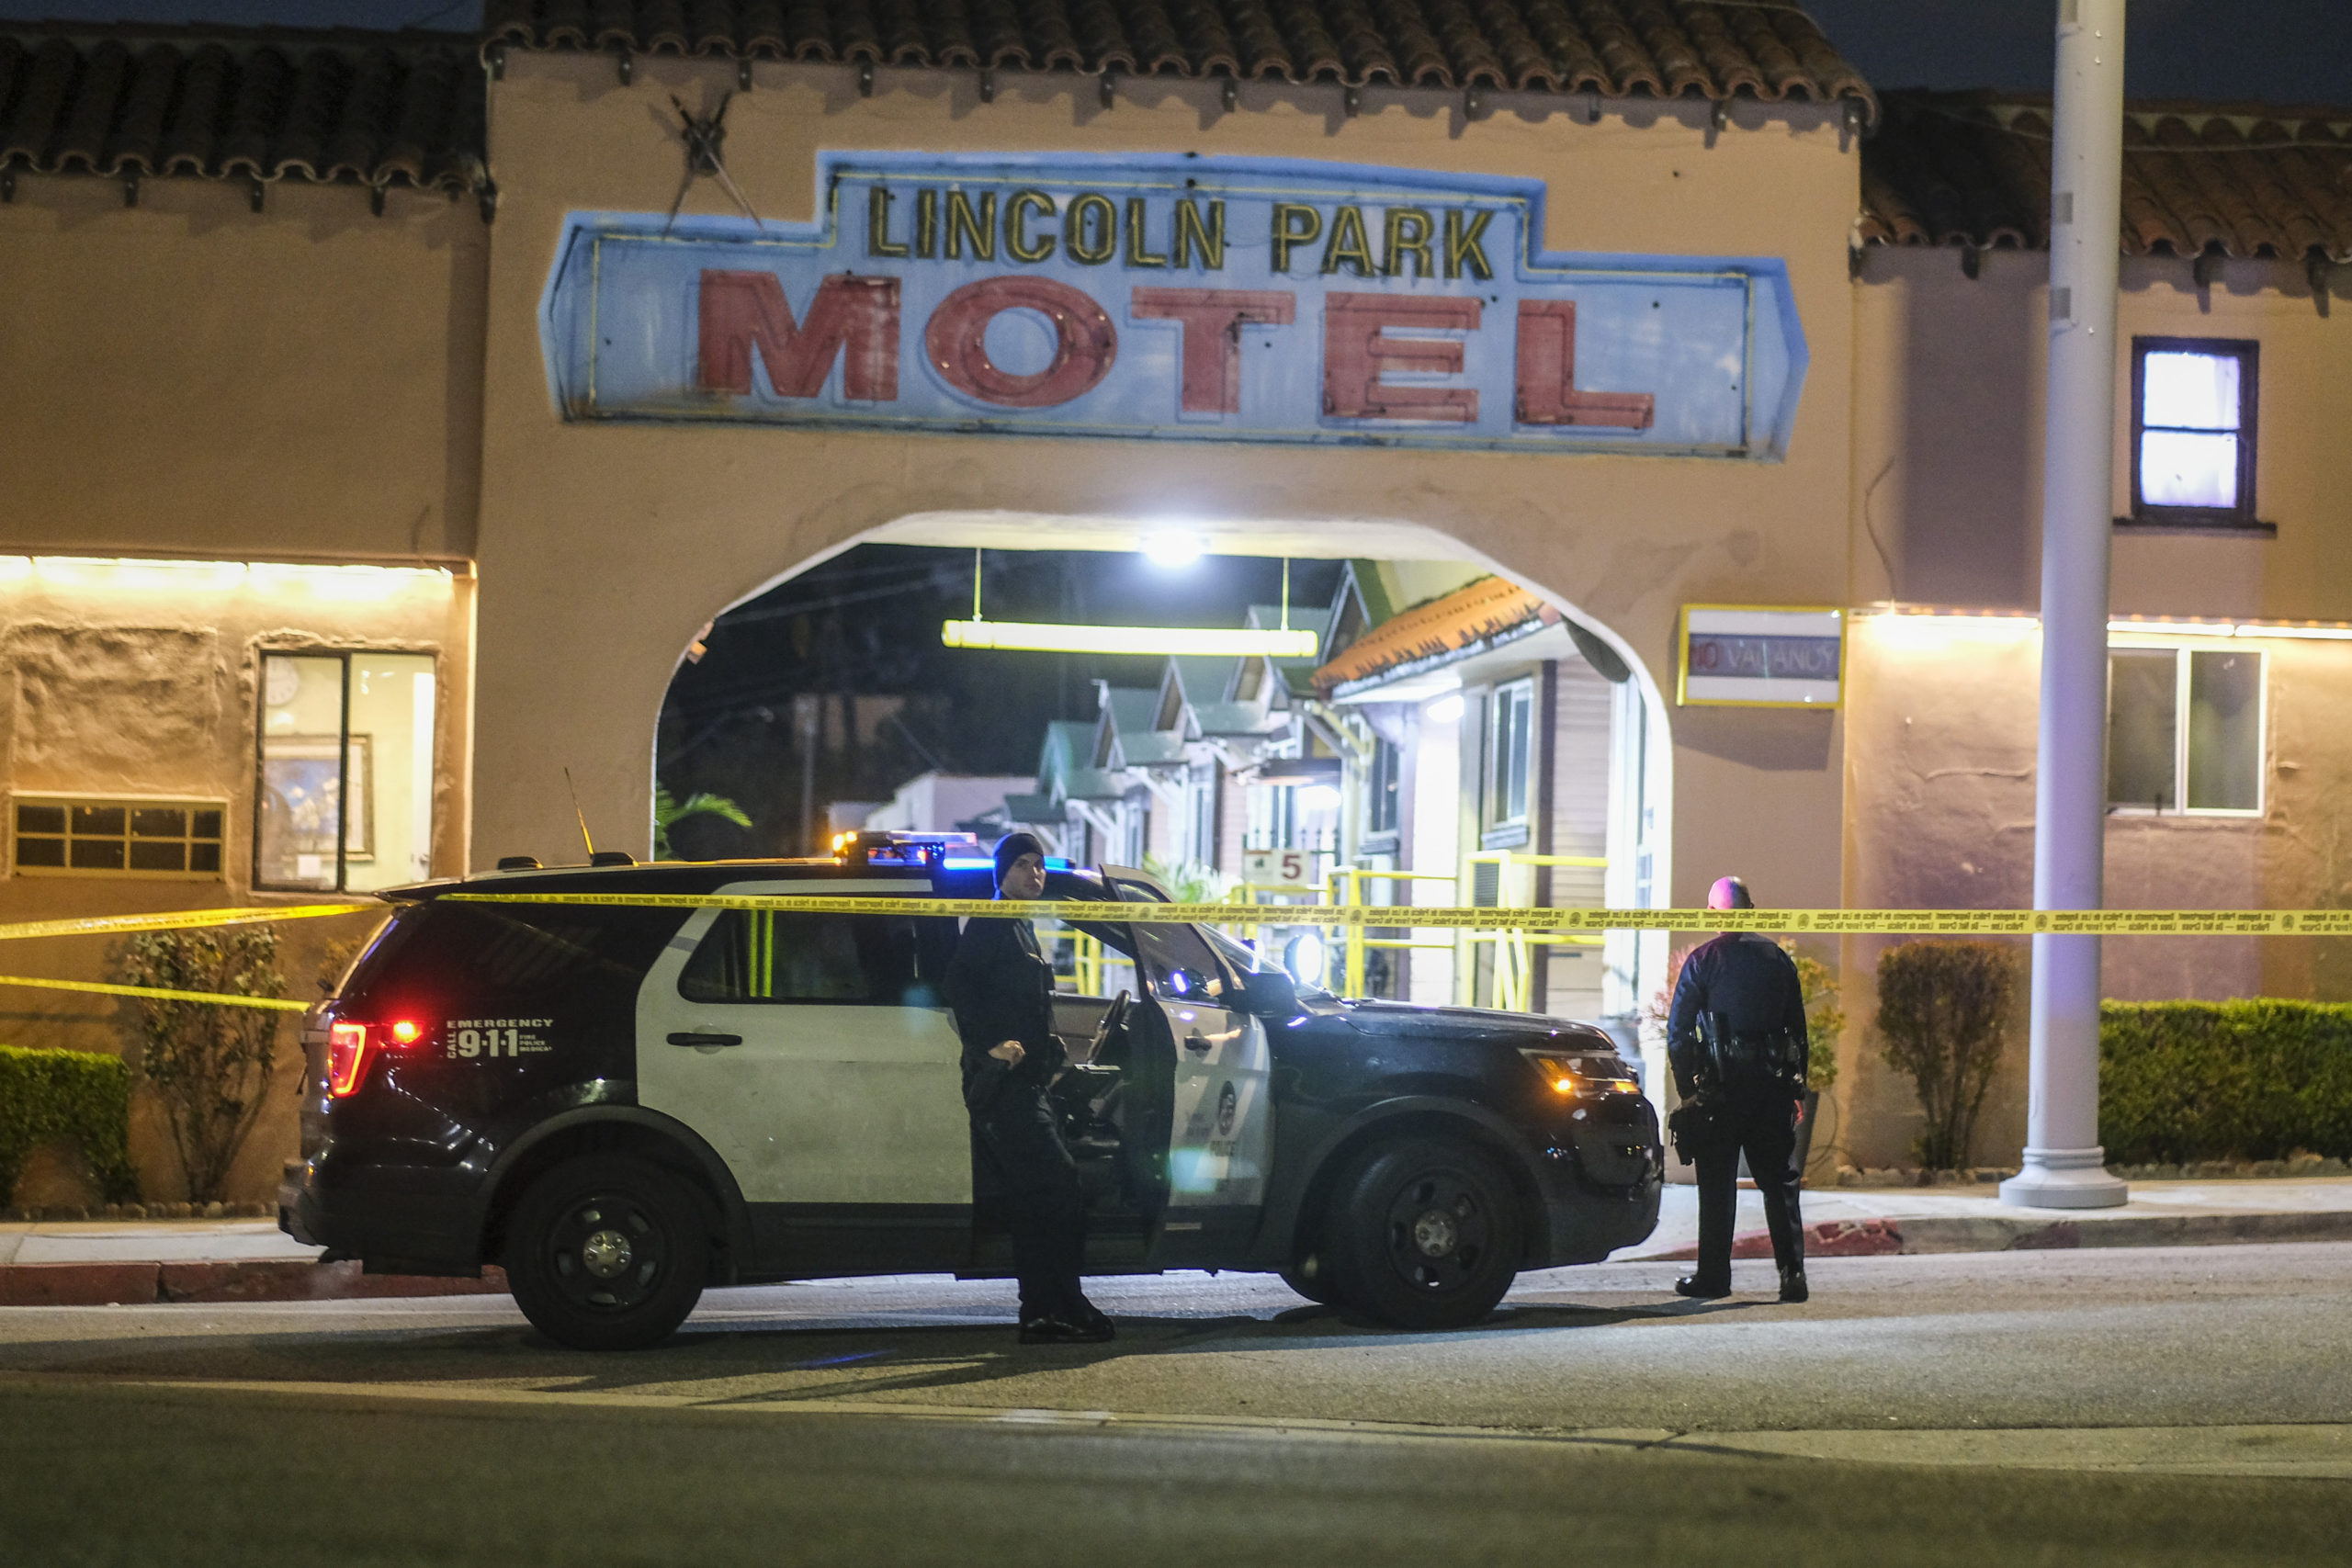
top-left (2002, 0), bottom-right (2131, 1211)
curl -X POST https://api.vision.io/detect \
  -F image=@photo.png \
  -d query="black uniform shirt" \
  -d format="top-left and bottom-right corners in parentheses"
top-left (1666, 931), bottom-right (1808, 1098)
top-left (943, 912), bottom-right (1067, 1111)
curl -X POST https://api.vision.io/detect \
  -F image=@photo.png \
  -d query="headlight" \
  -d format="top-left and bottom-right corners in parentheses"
top-left (1520, 1048), bottom-right (1639, 1099)
top-left (1283, 931), bottom-right (1327, 986)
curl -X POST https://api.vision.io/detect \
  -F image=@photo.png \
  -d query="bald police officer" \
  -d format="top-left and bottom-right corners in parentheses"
top-left (1665, 875), bottom-right (1811, 1303)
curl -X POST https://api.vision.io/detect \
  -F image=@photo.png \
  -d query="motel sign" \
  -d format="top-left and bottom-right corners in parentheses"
top-left (542, 152), bottom-right (1807, 457)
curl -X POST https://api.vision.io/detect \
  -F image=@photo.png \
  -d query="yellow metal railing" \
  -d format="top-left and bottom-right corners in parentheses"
top-left (1462, 851), bottom-right (1610, 1011)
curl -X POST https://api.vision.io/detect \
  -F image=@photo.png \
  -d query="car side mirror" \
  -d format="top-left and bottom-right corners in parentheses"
top-left (1236, 968), bottom-right (1300, 1019)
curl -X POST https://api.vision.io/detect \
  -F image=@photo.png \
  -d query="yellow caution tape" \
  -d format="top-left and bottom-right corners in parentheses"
top-left (0, 903), bottom-right (375, 945)
top-left (0, 975), bottom-right (308, 1012)
top-left (440, 891), bottom-right (2352, 937)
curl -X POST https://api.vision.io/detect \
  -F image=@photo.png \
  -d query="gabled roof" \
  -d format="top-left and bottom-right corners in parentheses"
top-left (1035, 718), bottom-right (1096, 800)
top-left (1859, 90), bottom-right (2352, 262)
top-left (483, 0), bottom-right (1873, 116)
top-left (1312, 573), bottom-right (1556, 692)
top-left (0, 27), bottom-right (489, 202)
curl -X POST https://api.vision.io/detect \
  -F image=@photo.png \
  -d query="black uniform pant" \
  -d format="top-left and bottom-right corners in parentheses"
top-left (1691, 1094), bottom-right (1805, 1288)
top-left (972, 1087), bottom-right (1090, 1321)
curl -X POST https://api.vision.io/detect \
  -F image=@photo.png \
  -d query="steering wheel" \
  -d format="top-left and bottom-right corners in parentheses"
top-left (1088, 989), bottom-right (1134, 1066)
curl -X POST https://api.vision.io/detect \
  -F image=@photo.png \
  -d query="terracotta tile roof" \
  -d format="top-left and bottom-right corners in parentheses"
top-left (0, 27), bottom-right (488, 200)
top-left (483, 0), bottom-right (1874, 114)
top-left (1860, 90), bottom-right (2352, 262)
top-left (1312, 573), bottom-right (1555, 692)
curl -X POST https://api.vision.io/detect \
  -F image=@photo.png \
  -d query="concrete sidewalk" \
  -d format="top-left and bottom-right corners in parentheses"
top-left (1625, 1175), bottom-right (2352, 1261)
top-left (4, 1178), bottom-right (2350, 1306)
top-left (0, 1221), bottom-right (507, 1306)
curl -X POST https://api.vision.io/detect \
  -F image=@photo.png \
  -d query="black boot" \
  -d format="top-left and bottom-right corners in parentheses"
top-left (1778, 1266), bottom-right (1808, 1303)
top-left (1673, 1274), bottom-right (1729, 1300)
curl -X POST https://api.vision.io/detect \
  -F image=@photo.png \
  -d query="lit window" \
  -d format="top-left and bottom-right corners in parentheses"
top-left (11, 795), bottom-right (225, 878)
top-left (2107, 647), bottom-right (2264, 815)
top-left (2132, 339), bottom-right (2257, 526)
top-left (1365, 738), bottom-right (1402, 839)
top-left (256, 650), bottom-right (437, 892)
top-left (1485, 680), bottom-right (1535, 833)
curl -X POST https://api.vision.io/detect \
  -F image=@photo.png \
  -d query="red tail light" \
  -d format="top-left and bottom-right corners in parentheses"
top-left (326, 1018), bottom-right (430, 1098)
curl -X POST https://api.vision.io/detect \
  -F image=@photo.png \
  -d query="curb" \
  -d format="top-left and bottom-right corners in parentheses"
top-left (0, 1260), bottom-right (510, 1307)
top-left (1643, 1209), bottom-right (2352, 1261)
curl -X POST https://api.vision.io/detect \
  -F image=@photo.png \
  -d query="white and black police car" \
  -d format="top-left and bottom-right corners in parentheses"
top-left (281, 833), bottom-right (1663, 1348)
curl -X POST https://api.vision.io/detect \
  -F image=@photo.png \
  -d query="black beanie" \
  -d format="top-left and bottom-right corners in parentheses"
top-left (992, 831), bottom-right (1046, 890)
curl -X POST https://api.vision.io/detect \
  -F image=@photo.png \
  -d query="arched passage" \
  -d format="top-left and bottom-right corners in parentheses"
top-left (640, 507), bottom-right (1677, 1049)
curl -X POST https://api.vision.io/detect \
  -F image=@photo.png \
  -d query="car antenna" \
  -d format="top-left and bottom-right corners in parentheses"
top-left (563, 767), bottom-right (596, 857)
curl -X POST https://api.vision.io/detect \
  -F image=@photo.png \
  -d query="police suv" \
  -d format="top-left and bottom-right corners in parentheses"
top-left (281, 834), bottom-right (1663, 1349)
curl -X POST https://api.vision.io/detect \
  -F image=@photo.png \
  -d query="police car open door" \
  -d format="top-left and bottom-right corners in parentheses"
top-left (1126, 917), bottom-right (1273, 1247)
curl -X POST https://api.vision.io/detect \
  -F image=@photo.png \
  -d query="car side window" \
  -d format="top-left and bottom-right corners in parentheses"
top-left (1131, 920), bottom-right (1227, 1005)
top-left (679, 910), bottom-right (948, 1006)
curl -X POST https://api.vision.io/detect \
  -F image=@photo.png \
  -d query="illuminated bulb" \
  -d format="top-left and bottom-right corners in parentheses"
top-left (1141, 532), bottom-right (1204, 569)
top-left (390, 1020), bottom-right (422, 1044)
top-left (1425, 694), bottom-right (1464, 725)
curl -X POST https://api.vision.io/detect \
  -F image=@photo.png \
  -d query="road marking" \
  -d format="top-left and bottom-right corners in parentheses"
top-left (11, 1373), bottom-right (2349, 1477)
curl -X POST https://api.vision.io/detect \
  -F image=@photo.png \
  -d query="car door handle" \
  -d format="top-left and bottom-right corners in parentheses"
top-left (667, 1032), bottom-right (742, 1048)
top-left (1183, 1032), bottom-right (1213, 1054)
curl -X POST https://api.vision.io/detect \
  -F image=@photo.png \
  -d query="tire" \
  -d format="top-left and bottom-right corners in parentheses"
top-left (1323, 1137), bottom-right (1521, 1331)
top-left (503, 1155), bottom-right (710, 1351)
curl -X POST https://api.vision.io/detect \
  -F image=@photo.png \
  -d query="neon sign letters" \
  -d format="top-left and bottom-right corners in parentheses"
top-left (542, 152), bottom-right (1806, 457)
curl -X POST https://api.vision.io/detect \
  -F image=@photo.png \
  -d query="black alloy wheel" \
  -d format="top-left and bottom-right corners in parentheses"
top-left (503, 1155), bottom-right (710, 1351)
top-left (1324, 1138), bottom-right (1521, 1331)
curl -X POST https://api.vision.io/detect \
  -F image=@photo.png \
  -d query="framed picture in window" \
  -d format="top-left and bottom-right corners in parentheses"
top-left (259, 734), bottom-right (374, 868)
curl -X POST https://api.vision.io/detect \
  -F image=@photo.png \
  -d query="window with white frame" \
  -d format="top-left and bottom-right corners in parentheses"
top-left (2132, 338), bottom-right (2258, 527)
top-left (2106, 645), bottom-right (2264, 815)
top-left (1484, 680), bottom-right (1535, 833)
top-left (12, 795), bottom-right (225, 877)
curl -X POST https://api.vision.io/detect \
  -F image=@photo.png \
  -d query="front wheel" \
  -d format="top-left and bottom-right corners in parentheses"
top-left (503, 1155), bottom-right (709, 1351)
top-left (1323, 1138), bottom-right (1521, 1331)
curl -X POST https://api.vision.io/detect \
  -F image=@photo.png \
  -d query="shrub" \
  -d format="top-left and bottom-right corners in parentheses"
top-left (1874, 940), bottom-right (2018, 1171)
top-left (2101, 1001), bottom-right (2352, 1164)
top-left (117, 927), bottom-right (288, 1203)
top-left (0, 1044), bottom-right (141, 1206)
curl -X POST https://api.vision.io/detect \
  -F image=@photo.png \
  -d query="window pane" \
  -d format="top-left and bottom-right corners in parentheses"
top-left (16, 837), bottom-right (65, 867)
top-left (2187, 650), bottom-right (2262, 811)
top-left (2140, 431), bottom-right (2240, 510)
top-left (72, 805), bottom-right (125, 836)
top-left (2108, 649), bottom-right (2177, 809)
top-left (678, 911), bottom-right (927, 1004)
top-left (70, 839), bottom-right (126, 870)
top-left (128, 840), bottom-right (187, 872)
top-left (130, 807), bottom-right (186, 838)
top-left (16, 804), bottom-right (64, 835)
top-left (257, 654), bottom-right (346, 890)
top-left (1134, 919), bottom-right (1227, 1003)
top-left (345, 655), bottom-right (437, 892)
top-left (2142, 350), bottom-right (2241, 431)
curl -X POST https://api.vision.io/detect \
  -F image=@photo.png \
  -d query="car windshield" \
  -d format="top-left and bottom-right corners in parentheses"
top-left (1199, 921), bottom-right (1335, 1002)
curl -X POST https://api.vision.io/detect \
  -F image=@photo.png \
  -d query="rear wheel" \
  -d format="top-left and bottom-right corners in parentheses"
top-left (1324, 1138), bottom-right (1521, 1331)
top-left (503, 1155), bottom-right (709, 1351)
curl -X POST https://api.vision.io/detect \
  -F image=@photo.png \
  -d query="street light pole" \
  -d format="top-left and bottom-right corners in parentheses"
top-left (2003, 0), bottom-right (2131, 1211)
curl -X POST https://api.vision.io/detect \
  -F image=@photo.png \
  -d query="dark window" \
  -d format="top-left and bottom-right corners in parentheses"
top-left (2107, 646), bottom-right (2265, 815)
top-left (1133, 920), bottom-right (1227, 1004)
top-left (340, 901), bottom-right (688, 1019)
top-left (2131, 338), bottom-right (2258, 527)
top-left (1366, 738), bottom-right (1402, 837)
top-left (11, 795), bottom-right (224, 878)
top-left (679, 910), bottom-right (955, 1005)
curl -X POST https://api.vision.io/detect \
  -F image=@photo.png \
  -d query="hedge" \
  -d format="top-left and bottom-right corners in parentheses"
top-left (0, 1044), bottom-right (141, 1206)
top-left (2101, 1001), bottom-right (2352, 1165)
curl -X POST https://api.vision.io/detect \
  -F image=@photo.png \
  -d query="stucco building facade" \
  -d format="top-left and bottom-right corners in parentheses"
top-left (2, 6), bottom-right (2347, 1198)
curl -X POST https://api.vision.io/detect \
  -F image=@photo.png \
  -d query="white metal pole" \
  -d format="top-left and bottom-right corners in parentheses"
top-left (2003, 0), bottom-right (2130, 1210)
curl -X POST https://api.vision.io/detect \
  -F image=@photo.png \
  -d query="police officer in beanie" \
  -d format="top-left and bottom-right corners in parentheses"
top-left (1665, 875), bottom-right (1812, 1303)
top-left (944, 832), bottom-right (1114, 1345)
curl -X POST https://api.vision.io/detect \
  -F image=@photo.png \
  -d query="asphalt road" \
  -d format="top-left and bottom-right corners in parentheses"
top-left (4, 1245), bottom-right (2349, 1565)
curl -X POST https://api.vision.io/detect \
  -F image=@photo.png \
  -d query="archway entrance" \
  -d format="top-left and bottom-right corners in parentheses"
top-left (651, 509), bottom-right (1674, 1066)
